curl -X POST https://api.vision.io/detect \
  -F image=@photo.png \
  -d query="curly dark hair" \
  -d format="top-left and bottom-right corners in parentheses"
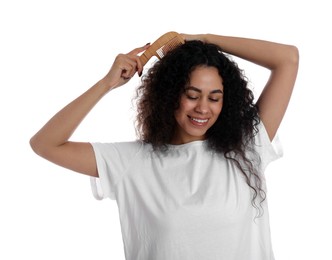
top-left (135, 40), bottom-right (264, 215)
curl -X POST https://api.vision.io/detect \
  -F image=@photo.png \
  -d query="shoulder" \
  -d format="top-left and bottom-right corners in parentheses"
top-left (92, 140), bottom-right (143, 148)
top-left (252, 121), bottom-right (283, 167)
top-left (112, 140), bottom-right (145, 150)
top-left (91, 140), bottom-right (147, 157)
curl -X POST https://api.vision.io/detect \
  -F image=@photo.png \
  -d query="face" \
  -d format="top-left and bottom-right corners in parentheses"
top-left (172, 66), bottom-right (224, 144)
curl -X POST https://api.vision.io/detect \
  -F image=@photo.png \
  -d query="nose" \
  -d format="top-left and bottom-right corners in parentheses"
top-left (194, 99), bottom-right (209, 114)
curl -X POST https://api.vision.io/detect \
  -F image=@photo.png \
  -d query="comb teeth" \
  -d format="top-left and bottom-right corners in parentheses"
top-left (156, 37), bottom-right (183, 59)
top-left (139, 32), bottom-right (185, 66)
top-left (156, 47), bottom-right (165, 59)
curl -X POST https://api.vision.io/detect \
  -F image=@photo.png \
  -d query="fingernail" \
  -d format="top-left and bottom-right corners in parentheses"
top-left (138, 72), bottom-right (142, 77)
top-left (145, 42), bottom-right (150, 46)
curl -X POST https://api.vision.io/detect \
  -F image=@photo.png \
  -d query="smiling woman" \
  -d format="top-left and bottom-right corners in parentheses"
top-left (173, 66), bottom-right (224, 144)
top-left (135, 39), bottom-right (267, 212)
top-left (30, 33), bottom-right (299, 260)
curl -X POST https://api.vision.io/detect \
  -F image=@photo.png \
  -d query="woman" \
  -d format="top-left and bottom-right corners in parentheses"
top-left (30, 33), bottom-right (299, 260)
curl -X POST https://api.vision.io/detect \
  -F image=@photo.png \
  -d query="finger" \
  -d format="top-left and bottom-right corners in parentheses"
top-left (180, 33), bottom-right (197, 42)
top-left (131, 55), bottom-right (143, 76)
top-left (127, 43), bottom-right (151, 56)
top-left (118, 53), bottom-right (137, 68)
top-left (120, 63), bottom-right (135, 79)
top-left (129, 43), bottom-right (151, 76)
top-left (118, 45), bottom-right (148, 78)
top-left (121, 49), bottom-right (146, 77)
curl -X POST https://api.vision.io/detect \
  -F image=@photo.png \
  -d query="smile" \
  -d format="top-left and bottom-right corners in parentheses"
top-left (188, 116), bottom-right (209, 125)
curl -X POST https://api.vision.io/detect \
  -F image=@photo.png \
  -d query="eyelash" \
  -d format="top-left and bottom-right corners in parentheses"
top-left (186, 95), bottom-right (220, 102)
top-left (187, 95), bottom-right (198, 100)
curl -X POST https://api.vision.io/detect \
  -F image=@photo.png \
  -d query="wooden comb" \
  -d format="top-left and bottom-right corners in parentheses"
top-left (139, 31), bottom-right (185, 66)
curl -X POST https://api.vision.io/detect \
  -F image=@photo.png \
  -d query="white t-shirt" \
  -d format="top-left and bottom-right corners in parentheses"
top-left (90, 122), bottom-right (282, 260)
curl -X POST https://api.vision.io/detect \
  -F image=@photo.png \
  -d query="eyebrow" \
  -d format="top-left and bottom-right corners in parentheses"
top-left (185, 86), bottom-right (223, 94)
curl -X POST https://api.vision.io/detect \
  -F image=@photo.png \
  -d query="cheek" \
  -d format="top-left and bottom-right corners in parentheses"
top-left (177, 99), bottom-right (194, 114)
top-left (213, 103), bottom-right (223, 115)
top-left (174, 102), bottom-right (187, 121)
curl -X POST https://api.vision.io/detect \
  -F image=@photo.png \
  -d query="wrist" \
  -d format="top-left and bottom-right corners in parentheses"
top-left (203, 34), bottom-right (218, 44)
top-left (199, 34), bottom-right (210, 43)
top-left (181, 33), bottom-right (207, 43)
top-left (97, 78), bottom-right (116, 94)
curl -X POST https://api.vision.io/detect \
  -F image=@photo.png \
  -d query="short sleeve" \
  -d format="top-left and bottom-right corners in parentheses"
top-left (254, 121), bottom-right (283, 172)
top-left (90, 141), bottom-right (143, 200)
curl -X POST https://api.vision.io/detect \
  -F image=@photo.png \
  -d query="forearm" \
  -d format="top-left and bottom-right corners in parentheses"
top-left (199, 33), bottom-right (298, 70)
top-left (30, 44), bottom-right (149, 164)
top-left (182, 32), bottom-right (299, 140)
top-left (30, 79), bottom-right (109, 154)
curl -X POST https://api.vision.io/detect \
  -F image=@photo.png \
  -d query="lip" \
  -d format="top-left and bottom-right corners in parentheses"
top-left (188, 116), bottom-right (209, 126)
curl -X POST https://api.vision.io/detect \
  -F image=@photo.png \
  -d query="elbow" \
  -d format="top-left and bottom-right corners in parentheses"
top-left (29, 135), bottom-right (42, 156)
top-left (269, 45), bottom-right (299, 70)
top-left (30, 135), bottom-right (48, 158)
top-left (272, 45), bottom-right (299, 71)
top-left (288, 45), bottom-right (300, 67)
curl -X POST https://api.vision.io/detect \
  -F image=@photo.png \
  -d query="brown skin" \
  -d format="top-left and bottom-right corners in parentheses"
top-left (172, 66), bottom-right (224, 145)
top-left (30, 34), bottom-right (299, 178)
top-left (182, 34), bottom-right (299, 141)
top-left (30, 45), bottom-right (149, 177)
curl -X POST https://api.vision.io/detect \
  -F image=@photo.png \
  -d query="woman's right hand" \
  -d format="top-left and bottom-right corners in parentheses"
top-left (30, 43), bottom-right (151, 177)
top-left (102, 43), bottom-right (150, 91)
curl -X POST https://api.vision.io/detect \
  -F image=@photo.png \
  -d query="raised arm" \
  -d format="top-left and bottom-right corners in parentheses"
top-left (182, 33), bottom-right (299, 140)
top-left (30, 45), bottom-right (149, 177)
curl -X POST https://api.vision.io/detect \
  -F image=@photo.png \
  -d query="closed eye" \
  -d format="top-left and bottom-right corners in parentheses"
top-left (209, 98), bottom-right (220, 102)
top-left (186, 95), bottom-right (199, 100)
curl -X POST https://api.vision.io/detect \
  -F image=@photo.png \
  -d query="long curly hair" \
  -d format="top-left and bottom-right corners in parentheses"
top-left (135, 40), bottom-right (264, 214)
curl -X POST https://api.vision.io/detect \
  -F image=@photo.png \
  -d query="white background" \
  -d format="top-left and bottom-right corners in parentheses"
top-left (1, 0), bottom-right (331, 259)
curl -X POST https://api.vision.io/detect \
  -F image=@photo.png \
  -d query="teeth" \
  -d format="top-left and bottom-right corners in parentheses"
top-left (191, 117), bottom-right (208, 123)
